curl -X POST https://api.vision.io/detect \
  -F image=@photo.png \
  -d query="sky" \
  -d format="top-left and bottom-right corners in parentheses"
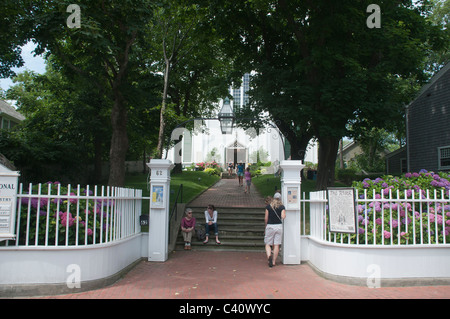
top-left (0, 42), bottom-right (46, 92)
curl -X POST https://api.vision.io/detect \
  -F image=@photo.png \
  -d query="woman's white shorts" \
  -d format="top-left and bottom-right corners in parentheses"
top-left (264, 224), bottom-right (283, 245)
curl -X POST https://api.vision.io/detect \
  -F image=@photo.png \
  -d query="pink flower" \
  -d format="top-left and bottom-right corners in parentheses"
top-left (69, 193), bottom-right (78, 204)
top-left (60, 212), bottom-right (75, 227)
top-left (87, 229), bottom-right (93, 236)
top-left (383, 231), bottom-right (391, 239)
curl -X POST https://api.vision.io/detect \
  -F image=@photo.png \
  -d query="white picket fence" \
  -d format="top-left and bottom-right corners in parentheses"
top-left (7, 182), bottom-right (450, 248)
top-left (307, 189), bottom-right (450, 246)
top-left (5, 182), bottom-right (143, 247)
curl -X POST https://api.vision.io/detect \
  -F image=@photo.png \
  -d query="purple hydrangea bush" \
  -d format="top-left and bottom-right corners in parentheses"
top-left (16, 182), bottom-right (115, 246)
top-left (332, 170), bottom-right (450, 245)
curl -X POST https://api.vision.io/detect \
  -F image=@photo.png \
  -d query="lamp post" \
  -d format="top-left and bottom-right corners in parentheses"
top-left (218, 97), bottom-right (235, 135)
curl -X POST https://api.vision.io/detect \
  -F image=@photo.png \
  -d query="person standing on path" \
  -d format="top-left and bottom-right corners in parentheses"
top-left (237, 163), bottom-right (244, 187)
top-left (180, 208), bottom-right (196, 250)
top-left (264, 192), bottom-right (286, 267)
top-left (244, 167), bottom-right (252, 193)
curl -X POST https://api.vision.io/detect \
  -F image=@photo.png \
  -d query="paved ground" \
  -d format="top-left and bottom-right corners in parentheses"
top-left (188, 178), bottom-right (267, 208)
top-left (41, 250), bottom-right (450, 300)
top-left (36, 178), bottom-right (450, 300)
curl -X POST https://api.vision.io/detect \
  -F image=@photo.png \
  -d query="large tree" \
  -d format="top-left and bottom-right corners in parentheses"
top-left (207, 0), bottom-right (445, 189)
top-left (149, 1), bottom-right (234, 159)
top-left (0, 0), bottom-right (34, 78)
top-left (28, 0), bottom-right (156, 186)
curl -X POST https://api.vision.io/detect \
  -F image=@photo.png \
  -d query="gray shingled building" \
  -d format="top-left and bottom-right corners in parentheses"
top-left (386, 63), bottom-right (450, 174)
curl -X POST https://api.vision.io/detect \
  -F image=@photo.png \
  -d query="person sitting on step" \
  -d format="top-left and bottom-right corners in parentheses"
top-left (203, 204), bottom-right (221, 244)
top-left (181, 208), bottom-right (196, 250)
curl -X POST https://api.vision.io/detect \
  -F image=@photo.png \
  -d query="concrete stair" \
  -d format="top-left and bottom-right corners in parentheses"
top-left (175, 207), bottom-right (266, 252)
top-left (221, 172), bottom-right (237, 179)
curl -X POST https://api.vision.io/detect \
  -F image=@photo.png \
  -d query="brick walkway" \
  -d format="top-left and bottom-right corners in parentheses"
top-left (40, 251), bottom-right (450, 300)
top-left (188, 178), bottom-right (267, 208)
top-left (36, 178), bottom-right (450, 300)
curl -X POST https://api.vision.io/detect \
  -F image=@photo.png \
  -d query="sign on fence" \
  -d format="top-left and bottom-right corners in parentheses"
top-left (327, 187), bottom-right (357, 234)
top-left (0, 164), bottom-right (20, 241)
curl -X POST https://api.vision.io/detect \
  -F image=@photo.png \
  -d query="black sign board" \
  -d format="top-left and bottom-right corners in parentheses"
top-left (140, 214), bottom-right (149, 226)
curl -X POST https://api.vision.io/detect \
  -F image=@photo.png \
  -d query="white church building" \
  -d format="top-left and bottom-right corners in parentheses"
top-left (166, 74), bottom-right (318, 170)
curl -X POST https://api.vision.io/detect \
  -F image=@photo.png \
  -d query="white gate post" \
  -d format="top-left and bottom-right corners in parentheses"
top-left (280, 160), bottom-right (305, 264)
top-left (146, 159), bottom-right (174, 262)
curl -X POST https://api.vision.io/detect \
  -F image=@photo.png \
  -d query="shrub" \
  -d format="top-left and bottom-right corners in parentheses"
top-left (204, 167), bottom-right (220, 176)
top-left (15, 182), bottom-right (117, 246)
top-left (329, 170), bottom-right (450, 245)
top-left (196, 161), bottom-right (221, 172)
top-left (335, 168), bottom-right (357, 185)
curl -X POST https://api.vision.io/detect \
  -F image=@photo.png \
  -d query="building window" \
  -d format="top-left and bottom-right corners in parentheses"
top-left (438, 146), bottom-right (450, 170)
top-left (1, 117), bottom-right (10, 130)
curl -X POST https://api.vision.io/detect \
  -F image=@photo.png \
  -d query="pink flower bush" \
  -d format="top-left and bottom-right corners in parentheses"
top-left (346, 170), bottom-right (450, 245)
top-left (17, 183), bottom-right (116, 246)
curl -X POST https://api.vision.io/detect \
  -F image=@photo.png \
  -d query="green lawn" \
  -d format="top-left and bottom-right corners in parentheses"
top-left (125, 171), bottom-right (220, 210)
top-left (126, 171), bottom-right (342, 235)
top-left (251, 174), bottom-right (320, 198)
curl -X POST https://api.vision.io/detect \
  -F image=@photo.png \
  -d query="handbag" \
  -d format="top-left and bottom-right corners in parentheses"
top-left (196, 227), bottom-right (206, 241)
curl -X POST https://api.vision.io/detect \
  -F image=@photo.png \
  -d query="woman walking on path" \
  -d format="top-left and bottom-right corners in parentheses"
top-left (244, 167), bottom-right (252, 193)
top-left (264, 192), bottom-right (286, 267)
top-left (237, 163), bottom-right (244, 186)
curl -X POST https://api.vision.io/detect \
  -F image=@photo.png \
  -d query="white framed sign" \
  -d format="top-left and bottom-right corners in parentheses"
top-left (151, 184), bottom-right (165, 209)
top-left (0, 172), bottom-right (19, 241)
top-left (327, 187), bottom-right (357, 234)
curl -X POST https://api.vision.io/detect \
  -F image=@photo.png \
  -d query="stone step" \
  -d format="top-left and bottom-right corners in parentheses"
top-left (175, 207), bottom-right (266, 252)
top-left (189, 207), bottom-right (265, 213)
top-left (220, 172), bottom-right (237, 179)
top-left (188, 207), bottom-right (266, 220)
top-left (176, 236), bottom-right (265, 252)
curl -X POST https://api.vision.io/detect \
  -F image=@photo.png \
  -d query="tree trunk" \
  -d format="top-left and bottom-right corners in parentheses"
top-left (108, 90), bottom-right (129, 187)
top-left (289, 138), bottom-right (310, 161)
top-left (93, 133), bottom-right (103, 184)
top-left (156, 61), bottom-right (170, 159)
top-left (316, 136), bottom-right (340, 190)
top-left (274, 118), bottom-right (312, 162)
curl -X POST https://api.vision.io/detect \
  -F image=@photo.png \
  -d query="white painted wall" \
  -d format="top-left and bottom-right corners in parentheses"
top-left (0, 234), bottom-right (142, 285)
top-left (302, 236), bottom-right (450, 281)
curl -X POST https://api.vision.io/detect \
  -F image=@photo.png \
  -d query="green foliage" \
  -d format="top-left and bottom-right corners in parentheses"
top-left (335, 168), bottom-right (358, 185)
top-left (15, 183), bottom-right (114, 246)
top-left (342, 170), bottom-right (450, 245)
top-left (204, 167), bottom-right (221, 176)
top-left (206, 0), bottom-right (447, 189)
top-left (0, 0), bottom-right (33, 78)
top-left (3, 68), bottom-right (109, 183)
